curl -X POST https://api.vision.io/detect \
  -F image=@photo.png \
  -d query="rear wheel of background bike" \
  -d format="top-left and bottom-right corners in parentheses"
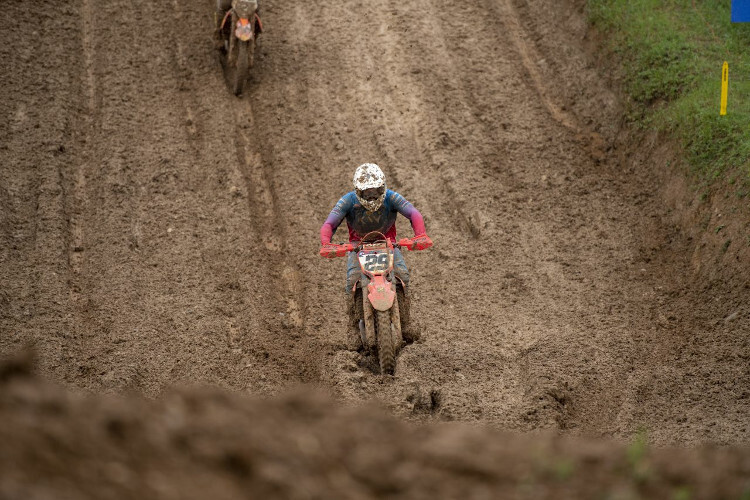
top-left (376, 309), bottom-right (396, 375)
top-left (233, 41), bottom-right (249, 96)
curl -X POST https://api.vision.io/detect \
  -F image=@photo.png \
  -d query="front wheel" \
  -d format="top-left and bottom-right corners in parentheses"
top-left (376, 309), bottom-right (396, 375)
top-left (233, 41), bottom-right (249, 96)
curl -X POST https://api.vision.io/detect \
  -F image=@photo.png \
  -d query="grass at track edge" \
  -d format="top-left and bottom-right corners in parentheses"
top-left (587, 0), bottom-right (750, 197)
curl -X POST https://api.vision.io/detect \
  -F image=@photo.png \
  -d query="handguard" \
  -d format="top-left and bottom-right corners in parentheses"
top-left (320, 243), bottom-right (355, 258)
top-left (397, 234), bottom-right (433, 251)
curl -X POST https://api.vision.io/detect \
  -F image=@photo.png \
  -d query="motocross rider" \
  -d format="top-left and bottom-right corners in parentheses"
top-left (319, 163), bottom-right (433, 349)
top-left (214, 0), bottom-right (262, 49)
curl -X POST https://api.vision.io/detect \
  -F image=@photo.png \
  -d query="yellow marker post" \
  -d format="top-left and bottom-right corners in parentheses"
top-left (720, 61), bottom-right (729, 116)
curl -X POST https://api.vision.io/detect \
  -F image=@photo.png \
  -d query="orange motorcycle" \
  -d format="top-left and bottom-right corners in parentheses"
top-left (322, 232), bottom-right (431, 375)
top-left (218, 0), bottom-right (261, 95)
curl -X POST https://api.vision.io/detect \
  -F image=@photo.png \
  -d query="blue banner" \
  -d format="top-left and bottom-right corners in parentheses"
top-left (732, 0), bottom-right (750, 22)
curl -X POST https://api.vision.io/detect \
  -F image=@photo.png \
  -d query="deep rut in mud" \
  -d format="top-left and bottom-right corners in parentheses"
top-left (1, 0), bottom-right (748, 447)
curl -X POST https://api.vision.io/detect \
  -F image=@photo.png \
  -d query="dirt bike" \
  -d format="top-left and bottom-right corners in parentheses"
top-left (322, 232), bottom-right (431, 375)
top-left (218, 0), bottom-right (261, 95)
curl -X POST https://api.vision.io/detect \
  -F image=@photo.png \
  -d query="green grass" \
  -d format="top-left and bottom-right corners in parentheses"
top-left (588, 0), bottom-right (750, 185)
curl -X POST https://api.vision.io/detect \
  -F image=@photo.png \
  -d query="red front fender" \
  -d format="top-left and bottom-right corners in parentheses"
top-left (367, 276), bottom-right (396, 312)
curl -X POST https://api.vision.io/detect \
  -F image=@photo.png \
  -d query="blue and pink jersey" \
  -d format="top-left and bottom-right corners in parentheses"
top-left (320, 190), bottom-right (426, 244)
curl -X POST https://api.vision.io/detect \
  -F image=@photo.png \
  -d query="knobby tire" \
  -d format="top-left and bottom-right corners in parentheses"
top-left (376, 309), bottom-right (396, 375)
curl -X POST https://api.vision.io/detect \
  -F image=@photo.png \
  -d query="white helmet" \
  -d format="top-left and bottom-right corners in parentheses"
top-left (353, 163), bottom-right (386, 212)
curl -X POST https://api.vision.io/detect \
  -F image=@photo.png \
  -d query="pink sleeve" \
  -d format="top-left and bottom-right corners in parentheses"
top-left (390, 191), bottom-right (426, 236)
top-left (407, 207), bottom-right (426, 236)
top-left (320, 221), bottom-right (335, 245)
top-left (320, 195), bottom-right (352, 244)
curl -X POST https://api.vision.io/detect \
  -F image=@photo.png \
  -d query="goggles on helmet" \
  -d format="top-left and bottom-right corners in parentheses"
top-left (359, 186), bottom-right (385, 201)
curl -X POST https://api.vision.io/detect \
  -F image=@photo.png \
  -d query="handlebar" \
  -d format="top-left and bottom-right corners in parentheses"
top-left (320, 235), bottom-right (432, 258)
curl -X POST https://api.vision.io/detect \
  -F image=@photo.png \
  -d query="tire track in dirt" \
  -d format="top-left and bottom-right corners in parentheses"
top-left (168, 1), bottom-right (267, 362)
top-left (468, 0), bottom-right (635, 431)
top-left (232, 99), bottom-right (307, 332)
top-left (166, 0), bottom-right (268, 370)
top-left (69, 0), bottom-right (95, 292)
top-left (161, 0), bottom-right (319, 388)
top-left (68, 0), bottom-right (157, 390)
top-left (71, 0), bottom-right (102, 300)
top-left (482, 0), bottom-right (659, 435)
top-left (0, 0), bottom-right (86, 381)
top-left (491, 0), bottom-right (580, 133)
top-left (492, 0), bottom-right (630, 434)
top-left (159, 0), bottom-right (319, 390)
top-left (497, 0), bottom-right (613, 164)
top-left (168, 0), bottom-right (201, 144)
top-left (442, 0), bottom-right (634, 431)
top-left (55, 0), bottom-right (101, 388)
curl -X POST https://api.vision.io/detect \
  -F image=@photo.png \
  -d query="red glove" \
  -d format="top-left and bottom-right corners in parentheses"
top-left (398, 234), bottom-right (433, 251)
top-left (320, 243), bottom-right (354, 258)
top-left (411, 234), bottom-right (433, 250)
top-left (320, 243), bottom-right (338, 258)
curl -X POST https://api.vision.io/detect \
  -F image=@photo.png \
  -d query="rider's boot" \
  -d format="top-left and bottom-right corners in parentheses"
top-left (346, 293), bottom-right (363, 352)
top-left (398, 286), bottom-right (421, 343)
top-left (213, 9), bottom-right (226, 50)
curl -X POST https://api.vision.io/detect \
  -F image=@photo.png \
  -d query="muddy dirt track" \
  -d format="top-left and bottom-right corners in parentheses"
top-left (1, 0), bottom-right (749, 456)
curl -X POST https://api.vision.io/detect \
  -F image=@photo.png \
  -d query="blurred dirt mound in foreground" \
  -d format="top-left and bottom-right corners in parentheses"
top-left (1, 356), bottom-right (749, 500)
